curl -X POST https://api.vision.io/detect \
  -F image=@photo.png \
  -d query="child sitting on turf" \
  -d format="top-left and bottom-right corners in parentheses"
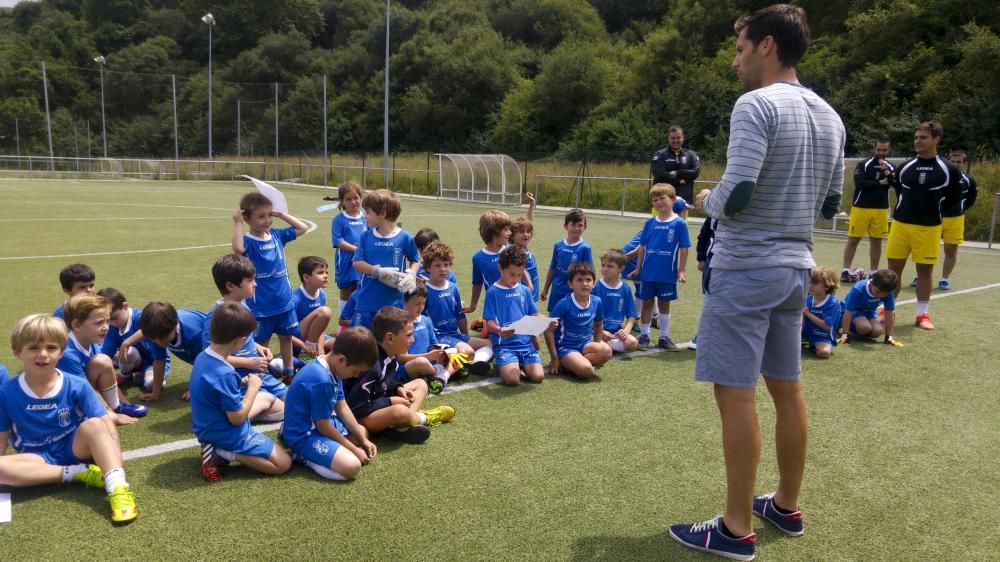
top-left (628, 184), bottom-right (690, 351)
top-left (232, 192), bottom-right (310, 383)
top-left (485, 246), bottom-right (558, 386)
top-left (191, 302), bottom-right (292, 480)
top-left (343, 306), bottom-right (455, 443)
top-left (541, 208), bottom-right (593, 314)
top-left (330, 181), bottom-right (367, 313)
top-left (397, 285), bottom-right (455, 394)
top-left (99, 287), bottom-right (167, 393)
top-left (58, 294), bottom-right (147, 422)
top-left (0, 314), bottom-right (138, 524)
top-left (465, 209), bottom-right (514, 313)
top-left (802, 267), bottom-right (842, 359)
top-left (291, 256), bottom-right (335, 357)
top-left (839, 269), bottom-right (902, 347)
top-left (53, 263), bottom-right (96, 320)
top-left (280, 327), bottom-right (379, 481)
top-left (350, 189), bottom-right (422, 329)
top-left (545, 262), bottom-right (613, 378)
top-left (421, 241), bottom-right (493, 371)
top-left (119, 301), bottom-right (209, 402)
top-left (592, 249), bottom-right (639, 353)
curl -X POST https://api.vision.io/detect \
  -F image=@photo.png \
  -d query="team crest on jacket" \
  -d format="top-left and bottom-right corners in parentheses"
top-left (57, 408), bottom-right (71, 427)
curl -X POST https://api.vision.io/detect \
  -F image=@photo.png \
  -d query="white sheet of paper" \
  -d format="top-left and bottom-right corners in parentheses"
top-left (0, 493), bottom-right (10, 523)
top-left (241, 175), bottom-right (288, 214)
top-left (316, 203), bottom-right (340, 213)
top-left (508, 315), bottom-right (553, 337)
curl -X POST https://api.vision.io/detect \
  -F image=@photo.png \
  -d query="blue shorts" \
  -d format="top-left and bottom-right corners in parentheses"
top-left (495, 348), bottom-right (542, 369)
top-left (557, 339), bottom-right (590, 358)
top-left (291, 432), bottom-right (346, 468)
top-left (260, 373), bottom-right (288, 400)
top-left (848, 309), bottom-right (880, 325)
top-left (219, 429), bottom-right (275, 460)
top-left (32, 434), bottom-right (84, 466)
top-left (336, 278), bottom-right (358, 291)
top-left (254, 309), bottom-right (300, 343)
top-left (637, 281), bottom-right (678, 301)
top-left (803, 333), bottom-right (835, 349)
top-left (438, 332), bottom-right (470, 347)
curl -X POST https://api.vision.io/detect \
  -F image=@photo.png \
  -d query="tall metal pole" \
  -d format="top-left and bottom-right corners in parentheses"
top-left (94, 56), bottom-right (107, 158)
top-left (202, 13), bottom-right (215, 160)
top-left (86, 119), bottom-right (91, 158)
top-left (171, 74), bottom-right (179, 178)
top-left (14, 118), bottom-right (19, 162)
top-left (383, 0), bottom-right (390, 186)
top-left (237, 99), bottom-right (241, 158)
top-left (274, 82), bottom-right (279, 162)
top-left (323, 75), bottom-right (328, 187)
top-left (41, 61), bottom-right (54, 171)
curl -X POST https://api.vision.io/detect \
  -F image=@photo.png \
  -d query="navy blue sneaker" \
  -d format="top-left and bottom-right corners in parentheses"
top-left (669, 516), bottom-right (756, 561)
top-left (114, 402), bottom-right (148, 418)
top-left (752, 493), bottom-right (804, 536)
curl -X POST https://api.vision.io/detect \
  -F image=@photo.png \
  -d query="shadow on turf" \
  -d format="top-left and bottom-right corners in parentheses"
top-left (11, 484), bottom-right (108, 522)
top-left (571, 531), bottom-right (704, 561)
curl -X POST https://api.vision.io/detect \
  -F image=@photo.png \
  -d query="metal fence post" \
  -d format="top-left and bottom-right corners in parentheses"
top-left (989, 192), bottom-right (999, 249)
top-left (621, 178), bottom-right (627, 216)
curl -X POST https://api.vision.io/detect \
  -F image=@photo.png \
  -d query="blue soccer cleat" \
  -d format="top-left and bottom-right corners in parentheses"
top-left (115, 402), bottom-right (148, 418)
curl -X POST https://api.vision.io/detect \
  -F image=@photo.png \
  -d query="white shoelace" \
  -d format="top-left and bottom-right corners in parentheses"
top-left (689, 516), bottom-right (722, 533)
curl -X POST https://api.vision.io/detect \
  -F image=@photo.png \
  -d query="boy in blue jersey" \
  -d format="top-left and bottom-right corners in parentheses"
top-left (465, 209), bottom-right (514, 314)
top-left (58, 294), bottom-right (147, 423)
top-left (190, 302), bottom-right (292, 480)
top-left (541, 208), bottom-right (593, 314)
top-left (838, 269), bottom-right (902, 346)
top-left (421, 241), bottom-right (493, 371)
top-left (330, 181), bottom-right (366, 313)
top-left (414, 228), bottom-right (459, 285)
top-left (509, 192), bottom-right (538, 300)
top-left (801, 267), bottom-right (841, 359)
top-left (593, 249), bottom-right (639, 353)
top-left (485, 246), bottom-right (558, 386)
top-left (545, 262), bottom-right (613, 378)
top-left (397, 286), bottom-right (455, 394)
top-left (343, 307), bottom-right (454, 443)
top-left (0, 314), bottom-right (138, 524)
top-left (232, 192), bottom-right (310, 384)
top-left (99, 287), bottom-right (169, 393)
top-left (280, 327), bottom-right (379, 481)
top-left (628, 184), bottom-right (690, 351)
top-left (350, 189), bottom-right (422, 329)
top-left (53, 263), bottom-right (96, 320)
top-left (291, 256), bottom-right (335, 357)
top-left (119, 300), bottom-right (209, 402)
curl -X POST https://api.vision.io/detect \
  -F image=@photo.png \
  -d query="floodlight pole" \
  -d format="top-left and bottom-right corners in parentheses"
top-left (41, 61), bottom-right (54, 171)
top-left (323, 75), bottom-right (328, 187)
top-left (237, 99), bottom-right (241, 157)
top-left (274, 82), bottom-right (279, 163)
top-left (202, 12), bottom-right (215, 161)
top-left (383, 0), bottom-right (390, 186)
top-left (94, 56), bottom-right (107, 158)
top-left (172, 74), bottom-right (179, 178)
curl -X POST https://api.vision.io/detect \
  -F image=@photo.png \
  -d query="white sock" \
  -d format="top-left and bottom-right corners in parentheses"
top-left (609, 339), bottom-right (625, 352)
top-left (473, 347), bottom-right (493, 363)
top-left (416, 413), bottom-right (428, 426)
top-left (842, 267), bottom-right (850, 273)
top-left (142, 368), bottom-right (155, 392)
top-left (216, 448), bottom-right (236, 462)
top-left (63, 463), bottom-right (87, 483)
top-left (338, 300), bottom-right (347, 314)
top-left (305, 460), bottom-right (348, 481)
top-left (660, 314), bottom-right (671, 337)
top-left (100, 384), bottom-right (121, 409)
top-left (916, 301), bottom-right (929, 315)
top-left (939, 277), bottom-right (948, 282)
top-left (434, 364), bottom-right (451, 384)
top-left (103, 467), bottom-right (127, 494)
top-left (640, 323), bottom-right (650, 336)
top-left (305, 340), bottom-right (317, 351)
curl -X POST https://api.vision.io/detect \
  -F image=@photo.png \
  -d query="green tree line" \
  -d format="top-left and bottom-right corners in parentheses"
top-left (1, 0), bottom-right (998, 161)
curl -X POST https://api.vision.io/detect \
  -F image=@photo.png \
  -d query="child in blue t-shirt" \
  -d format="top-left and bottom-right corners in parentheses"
top-left (191, 302), bottom-right (292, 480)
top-left (119, 300), bottom-right (209, 402)
top-left (510, 192), bottom-right (538, 299)
top-left (291, 256), bottom-right (335, 357)
top-left (484, 246), bottom-right (558, 386)
top-left (330, 181), bottom-right (366, 313)
top-left (350, 189), bottom-right (422, 329)
top-left (802, 267), bottom-right (842, 359)
top-left (628, 184), bottom-right (690, 351)
top-left (53, 263), bottom-right (96, 320)
top-left (99, 287), bottom-right (170, 393)
top-left (396, 286), bottom-right (457, 395)
top-left (465, 209), bottom-right (513, 314)
top-left (0, 314), bottom-right (138, 524)
top-left (232, 191), bottom-right (310, 384)
top-left (545, 262), bottom-right (613, 378)
top-left (839, 269), bottom-right (902, 346)
top-left (592, 249), bottom-right (639, 353)
top-left (414, 228), bottom-right (459, 285)
top-left (280, 327), bottom-right (379, 481)
top-left (541, 208), bottom-right (593, 314)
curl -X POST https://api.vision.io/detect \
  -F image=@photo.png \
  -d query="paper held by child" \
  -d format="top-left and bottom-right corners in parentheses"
top-left (508, 315), bottom-right (554, 337)
top-left (241, 175), bottom-right (289, 214)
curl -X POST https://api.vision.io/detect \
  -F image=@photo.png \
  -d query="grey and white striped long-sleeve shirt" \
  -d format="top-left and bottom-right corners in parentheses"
top-left (704, 81), bottom-right (845, 271)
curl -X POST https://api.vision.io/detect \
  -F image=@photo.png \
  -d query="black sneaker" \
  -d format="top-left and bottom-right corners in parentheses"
top-left (467, 360), bottom-right (491, 376)
top-left (382, 425), bottom-right (431, 444)
top-left (840, 270), bottom-right (851, 283)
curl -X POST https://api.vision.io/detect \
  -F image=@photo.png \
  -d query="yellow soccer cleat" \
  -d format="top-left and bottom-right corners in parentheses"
top-left (74, 464), bottom-right (105, 488)
top-left (419, 405), bottom-right (455, 426)
top-left (108, 485), bottom-right (138, 525)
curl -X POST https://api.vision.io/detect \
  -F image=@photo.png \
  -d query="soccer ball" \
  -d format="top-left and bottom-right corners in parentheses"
top-left (848, 267), bottom-right (867, 282)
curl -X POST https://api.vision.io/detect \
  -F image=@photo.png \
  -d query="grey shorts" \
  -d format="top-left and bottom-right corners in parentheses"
top-left (695, 267), bottom-right (809, 388)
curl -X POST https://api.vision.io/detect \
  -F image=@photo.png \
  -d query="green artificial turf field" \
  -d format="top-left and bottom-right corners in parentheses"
top-left (0, 179), bottom-right (998, 560)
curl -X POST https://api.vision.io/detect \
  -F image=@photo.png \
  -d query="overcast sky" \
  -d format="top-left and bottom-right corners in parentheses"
top-left (0, 0), bottom-right (28, 7)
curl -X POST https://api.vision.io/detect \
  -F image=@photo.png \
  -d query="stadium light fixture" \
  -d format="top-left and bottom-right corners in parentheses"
top-left (94, 55), bottom-right (107, 158)
top-left (203, 12), bottom-right (215, 160)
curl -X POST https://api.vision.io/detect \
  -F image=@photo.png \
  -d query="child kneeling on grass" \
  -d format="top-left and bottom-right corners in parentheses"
top-left (545, 261), bottom-right (613, 378)
top-left (280, 327), bottom-right (379, 481)
top-left (0, 314), bottom-right (138, 524)
top-left (802, 267), bottom-right (842, 359)
top-left (192, 302), bottom-right (292, 481)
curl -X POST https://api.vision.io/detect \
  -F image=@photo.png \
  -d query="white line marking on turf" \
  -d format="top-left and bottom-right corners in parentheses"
top-left (0, 216), bottom-right (224, 222)
top-left (0, 244), bottom-right (231, 261)
top-left (894, 282), bottom-right (1000, 306)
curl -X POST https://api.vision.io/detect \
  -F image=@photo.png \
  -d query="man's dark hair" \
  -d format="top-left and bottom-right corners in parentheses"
top-left (59, 263), bottom-right (95, 291)
top-left (916, 121), bottom-right (944, 139)
top-left (734, 4), bottom-right (810, 68)
top-left (212, 253), bottom-right (256, 295)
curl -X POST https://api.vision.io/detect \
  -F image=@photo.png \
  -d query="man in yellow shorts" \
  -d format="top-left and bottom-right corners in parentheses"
top-left (886, 122), bottom-right (963, 330)
top-left (936, 150), bottom-right (978, 290)
top-left (842, 139), bottom-right (893, 281)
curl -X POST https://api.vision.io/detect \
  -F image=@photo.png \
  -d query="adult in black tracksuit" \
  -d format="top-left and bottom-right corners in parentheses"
top-left (938, 149), bottom-right (978, 289)
top-left (841, 139), bottom-right (894, 280)
top-left (650, 125), bottom-right (701, 204)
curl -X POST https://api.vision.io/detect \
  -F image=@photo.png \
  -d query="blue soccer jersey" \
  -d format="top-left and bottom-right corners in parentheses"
top-left (102, 307), bottom-right (160, 372)
top-left (803, 294), bottom-right (841, 342)
top-left (243, 226), bottom-right (297, 318)
top-left (471, 248), bottom-right (503, 288)
top-left (622, 231), bottom-right (642, 279)
top-left (56, 332), bottom-right (101, 379)
top-left (551, 294), bottom-right (602, 349)
top-left (0, 370), bottom-right (107, 456)
top-left (189, 348), bottom-right (252, 449)
top-left (525, 249), bottom-right (540, 300)
top-left (592, 279), bottom-right (637, 333)
top-left (638, 215), bottom-right (691, 283)
top-left (53, 303), bottom-right (66, 320)
top-left (483, 282), bottom-right (538, 352)
top-left (331, 210), bottom-right (367, 288)
top-left (204, 300), bottom-right (259, 377)
top-left (292, 286), bottom-right (327, 322)
top-left (424, 281), bottom-right (465, 340)
top-left (281, 358), bottom-right (348, 449)
top-left (547, 239), bottom-right (593, 310)
top-left (409, 314), bottom-right (438, 354)
top-left (352, 227), bottom-right (421, 313)
top-left (148, 309), bottom-right (209, 365)
top-left (843, 280), bottom-right (896, 315)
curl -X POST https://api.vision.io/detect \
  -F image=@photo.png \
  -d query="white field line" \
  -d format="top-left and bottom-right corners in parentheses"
top-left (894, 281), bottom-right (1000, 306)
top-left (0, 216), bottom-right (224, 222)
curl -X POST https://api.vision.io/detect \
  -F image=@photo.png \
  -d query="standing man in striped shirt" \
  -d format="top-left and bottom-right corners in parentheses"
top-left (669, 5), bottom-right (845, 560)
